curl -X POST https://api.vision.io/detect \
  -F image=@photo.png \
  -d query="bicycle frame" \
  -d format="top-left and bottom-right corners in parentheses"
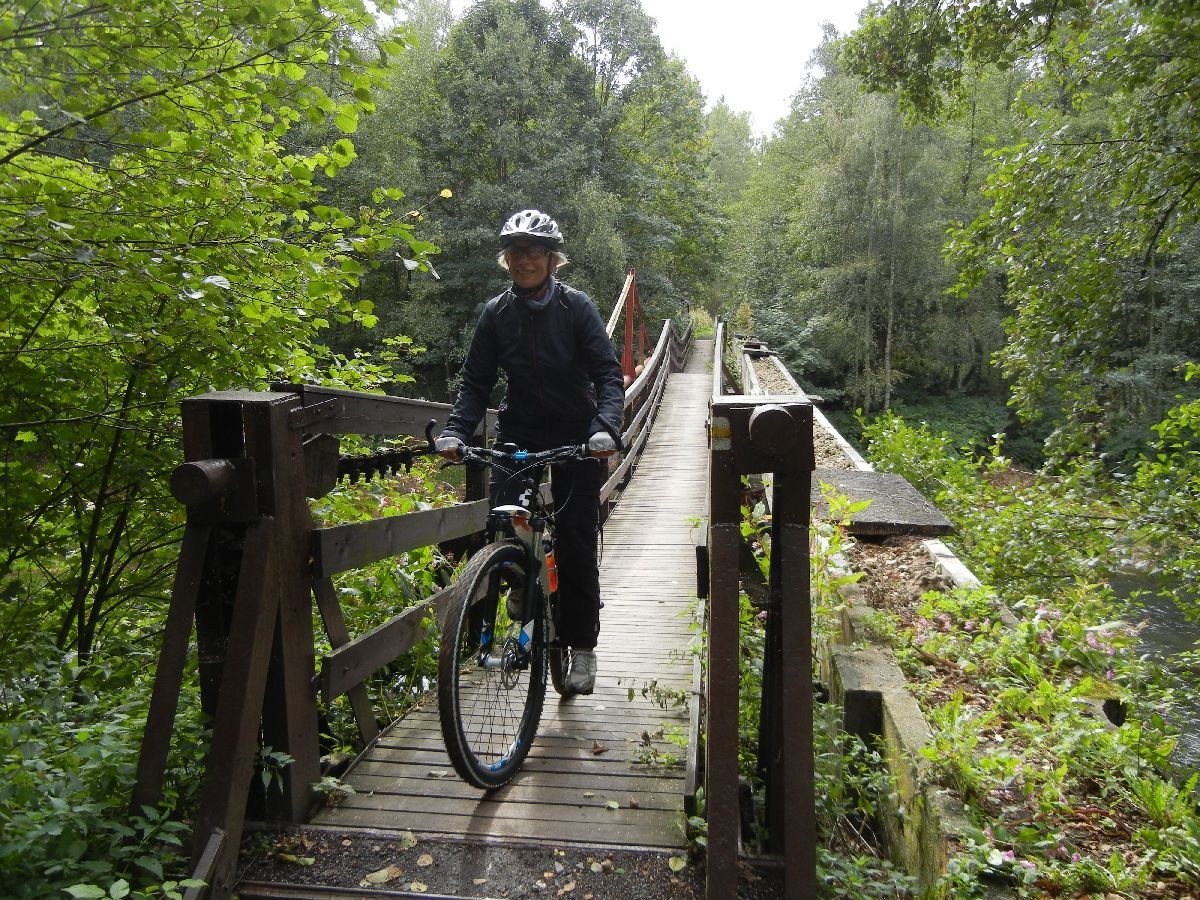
top-left (486, 501), bottom-right (554, 657)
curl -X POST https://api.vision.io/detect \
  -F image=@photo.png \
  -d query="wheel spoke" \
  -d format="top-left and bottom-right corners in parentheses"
top-left (439, 541), bottom-right (546, 788)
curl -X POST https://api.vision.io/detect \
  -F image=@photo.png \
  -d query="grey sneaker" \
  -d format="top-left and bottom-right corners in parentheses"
top-left (566, 649), bottom-right (597, 695)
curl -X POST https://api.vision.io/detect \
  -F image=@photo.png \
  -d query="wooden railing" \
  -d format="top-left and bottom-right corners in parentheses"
top-left (703, 320), bottom-right (816, 899)
top-left (131, 303), bottom-right (692, 899)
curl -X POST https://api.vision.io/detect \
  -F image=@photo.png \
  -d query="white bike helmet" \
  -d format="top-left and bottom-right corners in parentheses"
top-left (499, 209), bottom-right (564, 249)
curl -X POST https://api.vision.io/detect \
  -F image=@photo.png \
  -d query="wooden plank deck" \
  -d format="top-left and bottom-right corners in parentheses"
top-left (313, 342), bottom-right (714, 851)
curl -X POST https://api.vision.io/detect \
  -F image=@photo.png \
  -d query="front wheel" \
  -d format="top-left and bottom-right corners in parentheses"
top-left (438, 540), bottom-right (546, 789)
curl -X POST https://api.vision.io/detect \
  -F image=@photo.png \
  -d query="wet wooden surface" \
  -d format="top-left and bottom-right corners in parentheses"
top-left (313, 343), bottom-right (713, 850)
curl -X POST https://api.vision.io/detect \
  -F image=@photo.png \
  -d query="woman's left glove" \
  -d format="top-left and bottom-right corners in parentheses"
top-left (434, 435), bottom-right (465, 460)
top-left (588, 432), bottom-right (617, 456)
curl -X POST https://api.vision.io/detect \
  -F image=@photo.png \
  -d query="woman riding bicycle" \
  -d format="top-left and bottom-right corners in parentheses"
top-left (435, 209), bottom-right (624, 696)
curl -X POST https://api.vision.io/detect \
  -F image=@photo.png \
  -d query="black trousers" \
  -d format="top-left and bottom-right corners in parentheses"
top-left (490, 453), bottom-right (604, 650)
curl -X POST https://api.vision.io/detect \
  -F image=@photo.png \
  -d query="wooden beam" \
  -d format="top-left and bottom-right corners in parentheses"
top-left (271, 383), bottom-right (496, 440)
top-left (312, 578), bottom-right (379, 745)
top-left (320, 585), bottom-right (461, 702)
top-left (310, 500), bottom-right (488, 578)
top-left (188, 520), bottom-right (280, 898)
top-left (132, 524), bottom-right (210, 813)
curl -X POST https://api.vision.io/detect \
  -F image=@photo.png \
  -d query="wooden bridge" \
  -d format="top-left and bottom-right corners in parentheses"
top-left (309, 343), bottom-right (713, 851)
top-left (131, 284), bottom-right (819, 899)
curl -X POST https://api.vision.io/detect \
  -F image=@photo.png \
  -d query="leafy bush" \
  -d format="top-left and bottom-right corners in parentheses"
top-left (862, 411), bottom-right (1124, 604)
top-left (860, 409), bottom-right (1200, 895)
top-left (0, 642), bottom-right (205, 899)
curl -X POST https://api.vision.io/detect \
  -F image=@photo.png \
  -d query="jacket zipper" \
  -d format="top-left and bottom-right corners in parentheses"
top-left (530, 307), bottom-right (546, 418)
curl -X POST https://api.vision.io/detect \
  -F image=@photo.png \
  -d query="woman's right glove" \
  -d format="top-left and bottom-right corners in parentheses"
top-left (588, 432), bottom-right (618, 457)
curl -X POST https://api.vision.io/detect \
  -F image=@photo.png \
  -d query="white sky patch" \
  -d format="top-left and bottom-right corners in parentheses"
top-left (441, 0), bottom-right (865, 137)
top-left (639, 0), bottom-right (863, 136)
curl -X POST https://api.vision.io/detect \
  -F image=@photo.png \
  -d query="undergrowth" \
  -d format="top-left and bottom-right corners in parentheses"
top-left (851, 413), bottom-right (1200, 897)
top-left (0, 457), bottom-right (459, 899)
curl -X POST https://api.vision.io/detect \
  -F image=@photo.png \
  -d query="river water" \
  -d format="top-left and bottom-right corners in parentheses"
top-left (1113, 574), bottom-right (1200, 772)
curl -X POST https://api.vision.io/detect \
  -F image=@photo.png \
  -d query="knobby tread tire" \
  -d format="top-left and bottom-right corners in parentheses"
top-left (438, 540), bottom-right (546, 789)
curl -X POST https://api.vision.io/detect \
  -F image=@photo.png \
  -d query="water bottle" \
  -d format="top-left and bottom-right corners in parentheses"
top-left (543, 539), bottom-right (559, 594)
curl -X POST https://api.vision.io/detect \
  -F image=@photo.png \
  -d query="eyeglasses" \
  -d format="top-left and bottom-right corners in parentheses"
top-left (506, 244), bottom-right (549, 260)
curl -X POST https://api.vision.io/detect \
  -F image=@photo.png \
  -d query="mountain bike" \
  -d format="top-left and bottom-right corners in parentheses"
top-left (425, 421), bottom-right (601, 790)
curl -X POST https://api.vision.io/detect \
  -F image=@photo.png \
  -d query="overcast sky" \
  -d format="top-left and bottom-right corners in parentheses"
top-left (638, 0), bottom-right (864, 135)
top-left (442, 0), bottom-right (865, 137)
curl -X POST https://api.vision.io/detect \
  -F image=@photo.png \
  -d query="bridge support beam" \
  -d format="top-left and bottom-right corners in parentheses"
top-left (134, 392), bottom-right (323, 899)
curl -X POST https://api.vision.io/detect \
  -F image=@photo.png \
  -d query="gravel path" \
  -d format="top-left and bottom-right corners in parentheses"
top-left (239, 828), bottom-right (783, 898)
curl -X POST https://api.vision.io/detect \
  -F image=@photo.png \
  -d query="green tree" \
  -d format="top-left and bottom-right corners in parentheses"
top-left (846, 0), bottom-right (1200, 457)
top-left (353, 0), bottom-right (720, 390)
top-left (0, 0), bottom-right (425, 659)
top-left (731, 30), bottom-right (987, 410)
top-left (844, 0), bottom-right (1200, 600)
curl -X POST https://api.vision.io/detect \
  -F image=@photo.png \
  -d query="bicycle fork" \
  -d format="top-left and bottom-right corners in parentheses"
top-left (478, 506), bottom-right (551, 671)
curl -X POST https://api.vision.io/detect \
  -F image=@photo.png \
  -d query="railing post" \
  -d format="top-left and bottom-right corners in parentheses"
top-left (133, 392), bottom-right (323, 899)
top-left (752, 406), bottom-right (816, 898)
top-left (707, 336), bottom-right (816, 896)
top-left (622, 268), bottom-right (637, 380)
top-left (705, 397), bottom-right (743, 900)
top-left (245, 395), bottom-right (322, 823)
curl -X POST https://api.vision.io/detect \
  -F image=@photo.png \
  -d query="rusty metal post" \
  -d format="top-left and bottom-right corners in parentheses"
top-left (622, 268), bottom-right (637, 381)
top-left (636, 278), bottom-right (647, 369)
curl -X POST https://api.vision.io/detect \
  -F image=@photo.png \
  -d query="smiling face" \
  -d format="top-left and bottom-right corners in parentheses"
top-left (504, 242), bottom-right (553, 292)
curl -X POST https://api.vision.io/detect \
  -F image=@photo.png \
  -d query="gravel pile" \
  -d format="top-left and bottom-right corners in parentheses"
top-left (748, 356), bottom-right (855, 470)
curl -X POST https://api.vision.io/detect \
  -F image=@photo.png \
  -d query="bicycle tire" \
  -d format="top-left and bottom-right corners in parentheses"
top-left (438, 540), bottom-right (546, 789)
top-left (549, 645), bottom-right (574, 696)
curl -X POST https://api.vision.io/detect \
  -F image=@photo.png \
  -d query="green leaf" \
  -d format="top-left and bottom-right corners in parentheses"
top-left (64, 887), bottom-right (107, 899)
top-left (334, 108), bottom-right (359, 134)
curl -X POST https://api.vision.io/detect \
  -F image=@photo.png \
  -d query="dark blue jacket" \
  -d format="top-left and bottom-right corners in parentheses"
top-left (443, 277), bottom-right (625, 448)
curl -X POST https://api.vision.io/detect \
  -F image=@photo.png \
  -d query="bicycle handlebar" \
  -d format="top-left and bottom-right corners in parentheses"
top-left (424, 419), bottom-right (596, 468)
